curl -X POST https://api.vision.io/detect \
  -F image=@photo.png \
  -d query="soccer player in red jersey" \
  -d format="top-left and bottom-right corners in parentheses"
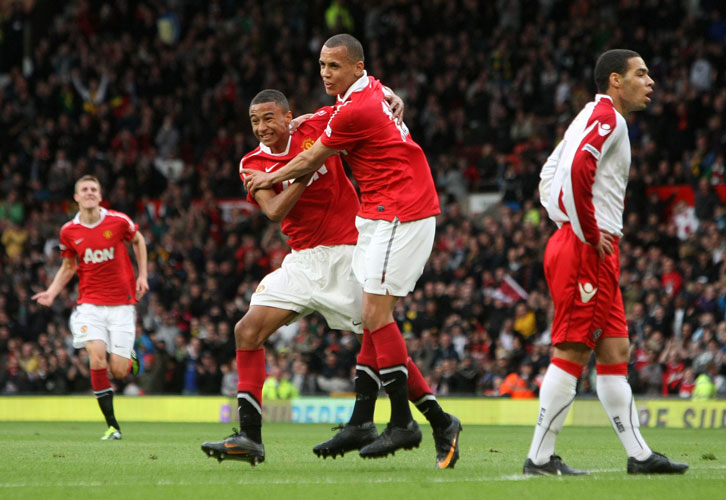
top-left (33, 175), bottom-right (148, 440)
top-left (524, 50), bottom-right (687, 475)
top-left (202, 89), bottom-right (459, 468)
top-left (242, 35), bottom-right (461, 464)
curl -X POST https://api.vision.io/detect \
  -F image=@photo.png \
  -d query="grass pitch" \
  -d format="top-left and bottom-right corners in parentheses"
top-left (1, 422), bottom-right (723, 500)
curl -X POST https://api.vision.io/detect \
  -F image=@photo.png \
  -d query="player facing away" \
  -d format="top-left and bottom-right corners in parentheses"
top-left (524, 50), bottom-right (688, 475)
top-left (201, 89), bottom-right (460, 468)
top-left (33, 175), bottom-right (148, 440)
top-left (242, 34), bottom-right (462, 465)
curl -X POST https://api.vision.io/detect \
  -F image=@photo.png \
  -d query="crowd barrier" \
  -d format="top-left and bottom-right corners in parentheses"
top-left (2, 396), bottom-right (725, 428)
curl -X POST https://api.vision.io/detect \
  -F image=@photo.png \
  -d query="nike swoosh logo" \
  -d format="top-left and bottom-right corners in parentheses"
top-left (265, 162), bottom-right (280, 173)
top-left (382, 379), bottom-right (395, 386)
top-left (224, 443), bottom-right (249, 453)
top-left (225, 449), bottom-right (250, 455)
top-left (352, 321), bottom-right (362, 326)
top-left (578, 282), bottom-right (598, 303)
top-left (74, 239), bottom-right (84, 244)
top-left (436, 430), bottom-right (459, 469)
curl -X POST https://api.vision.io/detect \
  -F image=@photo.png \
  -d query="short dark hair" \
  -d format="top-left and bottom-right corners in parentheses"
top-left (324, 33), bottom-right (365, 63)
top-left (75, 174), bottom-right (101, 193)
top-left (250, 89), bottom-right (290, 112)
top-left (594, 49), bottom-right (641, 93)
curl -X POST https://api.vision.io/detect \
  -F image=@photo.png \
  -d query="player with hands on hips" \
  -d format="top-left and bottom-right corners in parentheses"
top-left (524, 49), bottom-right (687, 476)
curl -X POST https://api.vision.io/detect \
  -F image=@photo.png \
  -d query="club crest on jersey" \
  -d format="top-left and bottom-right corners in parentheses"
top-left (81, 325), bottom-right (87, 333)
top-left (254, 284), bottom-right (266, 294)
top-left (301, 138), bottom-right (315, 151)
top-left (578, 282), bottom-right (597, 303)
top-left (84, 247), bottom-right (115, 264)
top-left (103, 230), bottom-right (113, 239)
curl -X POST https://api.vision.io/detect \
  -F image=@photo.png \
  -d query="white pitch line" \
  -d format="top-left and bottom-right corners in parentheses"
top-left (1, 465), bottom-right (724, 488)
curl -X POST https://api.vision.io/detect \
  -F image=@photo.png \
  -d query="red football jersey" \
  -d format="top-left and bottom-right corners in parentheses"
top-left (320, 75), bottom-right (440, 222)
top-left (240, 107), bottom-right (359, 250)
top-left (59, 207), bottom-right (139, 305)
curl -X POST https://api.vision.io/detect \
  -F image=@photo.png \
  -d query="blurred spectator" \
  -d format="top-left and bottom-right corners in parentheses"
top-left (316, 350), bottom-right (352, 394)
top-left (197, 352), bottom-right (223, 395)
top-left (220, 359), bottom-right (239, 398)
top-left (692, 361), bottom-right (718, 400)
top-left (499, 360), bottom-right (537, 399)
top-left (637, 350), bottom-right (663, 397)
top-left (290, 358), bottom-right (317, 395)
top-left (262, 364), bottom-right (300, 400)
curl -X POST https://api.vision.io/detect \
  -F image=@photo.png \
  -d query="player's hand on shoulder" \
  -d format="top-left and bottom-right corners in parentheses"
top-left (383, 86), bottom-right (405, 122)
top-left (290, 114), bottom-right (314, 133)
top-left (386, 93), bottom-right (404, 122)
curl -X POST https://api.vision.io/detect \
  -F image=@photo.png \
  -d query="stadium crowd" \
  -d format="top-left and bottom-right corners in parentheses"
top-left (1, 0), bottom-right (725, 400)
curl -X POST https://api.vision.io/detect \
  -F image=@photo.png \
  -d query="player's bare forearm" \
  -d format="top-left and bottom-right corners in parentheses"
top-left (32, 258), bottom-right (77, 306)
top-left (270, 146), bottom-right (324, 182)
top-left (242, 139), bottom-right (336, 193)
top-left (132, 231), bottom-right (149, 299)
top-left (255, 172), bottom-right (314, 222)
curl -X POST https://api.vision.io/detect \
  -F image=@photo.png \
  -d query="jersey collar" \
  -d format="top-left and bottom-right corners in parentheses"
top-left (74, 207), bottom-right (107, 228)
top-left (595, 94), bottom-right (613, 104)
top-left (258, 134), bottom-right (292, 156)
top-left (338, 71), bottom-right (369, 103)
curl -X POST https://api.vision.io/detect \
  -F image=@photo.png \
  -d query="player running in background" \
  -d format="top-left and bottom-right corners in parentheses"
top-left (242, 34), bottom-right (461, 464)
top-left (201, 89), bottom-right (460, 468)
top-left (33, 175), bottom-right (148, 440)
top-left (524, 49), bottom-right (688, 475)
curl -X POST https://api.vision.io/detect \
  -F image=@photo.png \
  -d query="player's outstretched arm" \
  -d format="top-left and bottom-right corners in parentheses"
top-left (251, 171), bottom-right (315, 222)
top-left (131, 230), bottom-right (149, 300)
top-left (242, 139), bottom-right (338, 195)
top-left (32, 257), bottom-right (78, 306)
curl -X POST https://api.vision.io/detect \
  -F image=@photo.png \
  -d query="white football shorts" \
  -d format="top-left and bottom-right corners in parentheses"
top-left (250, 244), bottom-right (363, 333)
top-left (352, 216), bottom-right (436, 296)
top-left (69, 303), bottom-right (136, 358)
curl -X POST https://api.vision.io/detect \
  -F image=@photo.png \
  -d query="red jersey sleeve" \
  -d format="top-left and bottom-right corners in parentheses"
top-left (59, 223), bottom-right (76, 259)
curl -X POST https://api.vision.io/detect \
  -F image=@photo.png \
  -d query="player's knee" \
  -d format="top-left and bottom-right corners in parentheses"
top-left (87, 353), bottom-right (107, 370)
top-left (110, 365), bottom-right (127, 379)
top-left (361, 293), bottom-right (397, 331)
top-left (234, 317), bottom-right (264, 349)
top-left (595, 338), bottom-right (630, 364)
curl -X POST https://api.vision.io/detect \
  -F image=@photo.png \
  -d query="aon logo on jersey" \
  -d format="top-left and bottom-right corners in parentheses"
top-left (84, 247), bottom-right (115, 264)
